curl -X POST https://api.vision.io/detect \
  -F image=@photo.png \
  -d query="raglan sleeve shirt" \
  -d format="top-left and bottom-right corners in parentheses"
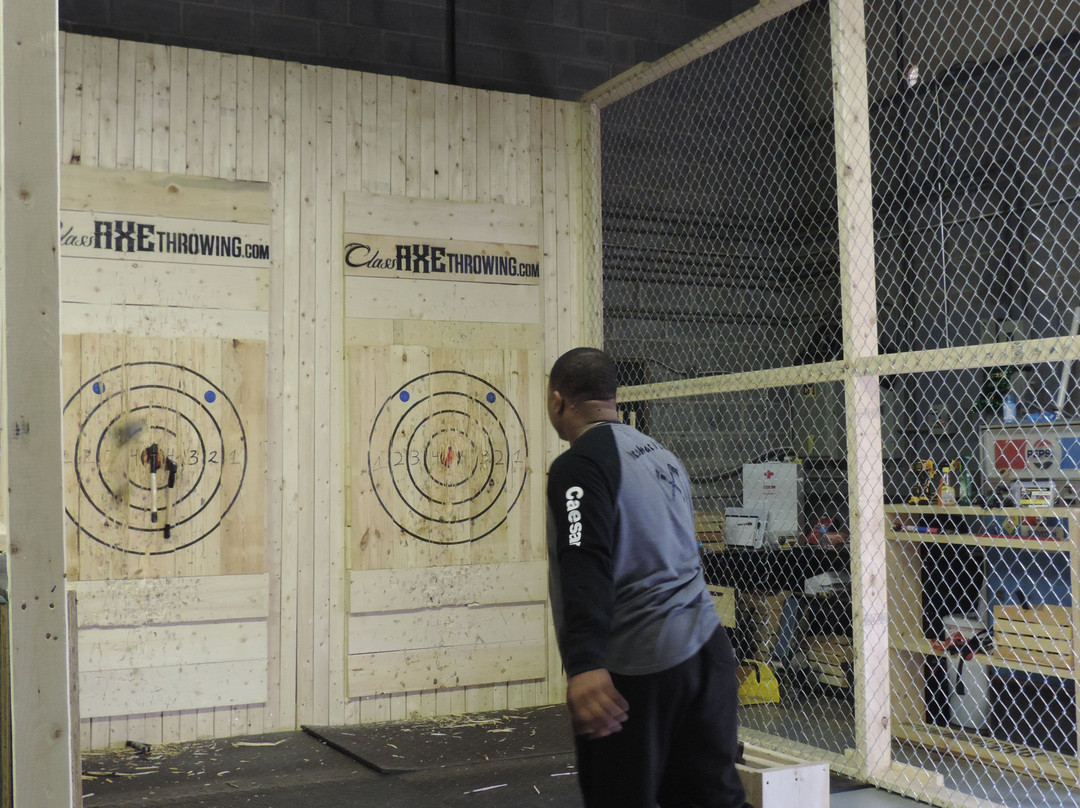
top-left (546, 433), bottom-right (620, 678)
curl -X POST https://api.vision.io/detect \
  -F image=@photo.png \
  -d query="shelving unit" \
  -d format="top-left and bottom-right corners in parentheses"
top-left (885, 503), bottom-right (1080, 785)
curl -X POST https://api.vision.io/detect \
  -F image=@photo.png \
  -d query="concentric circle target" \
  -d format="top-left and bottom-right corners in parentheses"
top-left (368, 370), bottom-right (529, 544)
top-left (63, 361), bottom-right (248, 555)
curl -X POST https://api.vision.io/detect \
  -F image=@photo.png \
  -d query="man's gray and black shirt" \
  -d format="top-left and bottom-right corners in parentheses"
top-left (546, 421), bottom-right (720, 677)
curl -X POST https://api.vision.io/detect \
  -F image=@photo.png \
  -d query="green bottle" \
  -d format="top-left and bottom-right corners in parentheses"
top-left (957, 457), bottom-right (975, 506)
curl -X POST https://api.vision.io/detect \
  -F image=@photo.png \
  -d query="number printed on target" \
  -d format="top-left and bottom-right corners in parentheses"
top-left (368, 370), bottom-right (529, 544)
top-left (63, 360), bottom-right (248, 555)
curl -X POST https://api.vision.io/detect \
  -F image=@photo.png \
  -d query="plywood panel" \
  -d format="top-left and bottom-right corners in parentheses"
top-left (61, 303), bottom-right (269, 340)
top-left (349, 562), bottom-right (547, 611)
top-left (61, 258), bottom-right (270, 311)
top-left (348, 346), bottom-right (539, 568)
top-left (344, 193), bottom-right (540, 245)
top-left (82, 661), bottom-right (267, 717)
top-left (62, 335), bottom-right (267, 580)
top-left (73, 574), bottom-right (269, 626)
top-left (79, 621), bottom-right (266, 670)
top-left (350, 603), bottom-right (544, 653)
top-left (344, 277), bottom-right (540, 324)
top-left (349, 642), bottom-right (546, 697)
top-left (62, 164), bottom-right (271, 223)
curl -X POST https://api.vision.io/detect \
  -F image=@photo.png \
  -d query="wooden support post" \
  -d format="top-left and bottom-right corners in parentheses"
top-left (2, 1), bottom-right (76, 805)
top-left (830, 0), bottom-right (890, 781)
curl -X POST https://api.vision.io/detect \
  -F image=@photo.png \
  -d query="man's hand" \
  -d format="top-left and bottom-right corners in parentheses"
top-left (567, 669), bottom-right (629, 739)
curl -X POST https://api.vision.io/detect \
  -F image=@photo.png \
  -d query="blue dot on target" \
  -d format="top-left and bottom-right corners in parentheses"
top-left (400, 391), bottom-right (410, 402)
top-left (204, 390), bottom-right (216, 403)
top-left (486, 392), bottom-right (496, 403)
top-left (92, 381), bottom-right (105, 395)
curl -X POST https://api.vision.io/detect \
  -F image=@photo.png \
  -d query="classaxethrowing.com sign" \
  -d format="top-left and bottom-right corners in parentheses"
top-left (61, 210), bottom-right (271, 267)
top-left (343, 234), bottom-right (540, 285)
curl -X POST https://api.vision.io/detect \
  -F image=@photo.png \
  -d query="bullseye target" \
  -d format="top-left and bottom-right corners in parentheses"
top-left (368, 370), bottom-right (529, 544)
top-left (63, 361), bottom-right (248, 555)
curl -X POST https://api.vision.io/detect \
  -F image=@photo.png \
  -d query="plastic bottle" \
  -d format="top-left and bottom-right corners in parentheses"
top-left (938, 464), bottom-right (957, 506)
top-left (1003, 392), bottom-right (1018, 424)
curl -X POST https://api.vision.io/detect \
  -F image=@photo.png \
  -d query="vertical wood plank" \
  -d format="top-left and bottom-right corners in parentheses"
top-left (185, 48), bottom-right (205, 176)
top-left (202, 50), bottom-right (221, 177)
top-left (277, 58), bottom-right (304, 731)
top-left (388, 76), bottom-right (406, 194)
top-left (329, 66), bottom-right (349, 725)
top-left (489, 92), bottom-right (505, 203)
top-left (346, 71), bottom-right (364, 192)
top-left (98, 37), bottom-right (119, 170)
top-left (4, 4), bottom-right (74, 800)
top-left (263, 56), bottom-right (289, 732)
top-left (150, 43), bottom-right (170, 173)
top-left (434, 83), bottom-right (449, 199)
top-left (80, 36), bottom-right (101, 168)
top-left (540, 97), bottom-right (564, 706)
top-left (60, 33), bottom-right (83, 165)
top-left (475, 90), bottom-right (490, 203)
top-left (133, 42), bottom-right (154, 171)
top-left (252, 58), bottom-right (270, 183)
top-left (236, 54), bottom-right (254, 181)
top-left (309, 64), bottom-right (334, 725)
top-left (461, 87), bottom-right (476, 202)
top-left (168, 47), bottom-right (188, 174)
top-left (516, 95), bottom-right (531, 207)
top-left (219, 54), bottom-right (238, 180)
top-left (295, 62), bottom-right (318, 724)
top-left (115, 39), bottom-right (136, 169)
top-left (830, 0), bottom-right (890, 780)
top-left (405, 79), bottom-right (421, 197)
top-left (448, 85), bottom-right (463, 201)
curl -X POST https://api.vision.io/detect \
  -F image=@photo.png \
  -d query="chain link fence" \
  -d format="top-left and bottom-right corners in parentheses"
top-left (587, 1), bottom-right (1080, 806)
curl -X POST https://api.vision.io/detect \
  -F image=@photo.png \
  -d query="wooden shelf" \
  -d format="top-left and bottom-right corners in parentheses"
top-left (885, 503), bottom-right (1080, 783)
top-left (890, 635), bottom-right (1073, 679)
top-left (886, 529), bottom-right (1071, 552)
top-left (885, 503), bottom-right (1077, 520)
top-left (892, 720), bottom-right (1079, 788)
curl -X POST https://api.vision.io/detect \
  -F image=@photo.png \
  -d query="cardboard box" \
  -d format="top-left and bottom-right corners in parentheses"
top-left (737, 743), bottom-right (829, 808)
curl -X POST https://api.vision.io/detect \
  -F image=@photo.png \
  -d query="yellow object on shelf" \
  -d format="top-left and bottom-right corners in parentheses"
top-left (737, 659), bottom-right (780, 705)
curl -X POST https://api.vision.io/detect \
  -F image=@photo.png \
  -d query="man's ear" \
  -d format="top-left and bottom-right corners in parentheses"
top-left (551, 389), bottom-right (566, 415)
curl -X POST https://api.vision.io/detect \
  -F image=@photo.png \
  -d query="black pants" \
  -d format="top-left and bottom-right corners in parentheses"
top-left (575, 627), bottom-right (748, 808)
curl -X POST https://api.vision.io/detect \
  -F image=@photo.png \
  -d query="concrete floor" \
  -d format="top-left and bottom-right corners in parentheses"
top-left (78, 727), bottom-right (934, 808)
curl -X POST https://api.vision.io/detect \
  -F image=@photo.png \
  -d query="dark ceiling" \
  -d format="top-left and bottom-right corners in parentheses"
top-left (59, 0), bottom-right (757, 101)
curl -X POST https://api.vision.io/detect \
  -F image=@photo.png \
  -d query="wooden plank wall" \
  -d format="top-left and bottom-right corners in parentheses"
top-left (58, 33), bottom-right (595, 748)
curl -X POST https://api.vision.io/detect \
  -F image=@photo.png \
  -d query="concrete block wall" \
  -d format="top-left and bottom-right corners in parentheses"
top-left (59, 0), bottom-right (757, 100)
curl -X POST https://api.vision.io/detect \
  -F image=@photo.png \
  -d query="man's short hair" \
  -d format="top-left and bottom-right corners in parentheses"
top-left (549, 347), bottom-right (618, 403)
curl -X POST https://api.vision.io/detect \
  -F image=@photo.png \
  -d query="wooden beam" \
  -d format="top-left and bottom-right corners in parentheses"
top-left (830, 0), bottom-right (890, 781)
top-left (2, 1), bottom-right (76, 804)
top-left (581, 0), bottom-right (813, 108)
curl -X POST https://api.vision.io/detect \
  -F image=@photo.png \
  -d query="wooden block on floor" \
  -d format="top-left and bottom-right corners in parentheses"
top-left (737, 743), bottom-right (829, 808)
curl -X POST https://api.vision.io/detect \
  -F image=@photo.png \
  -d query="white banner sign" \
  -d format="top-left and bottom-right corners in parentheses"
top-left (344, 234), bottom-right (540, 285)
top-left (60, 210), bottom-right (271, 268)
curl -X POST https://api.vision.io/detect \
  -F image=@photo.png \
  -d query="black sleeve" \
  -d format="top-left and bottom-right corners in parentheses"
top-left (546, 444), bottom-right (618, 676)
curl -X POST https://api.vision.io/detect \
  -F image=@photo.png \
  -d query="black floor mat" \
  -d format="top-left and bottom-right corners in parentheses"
top-left (304, 706), bottom-right (575, 773)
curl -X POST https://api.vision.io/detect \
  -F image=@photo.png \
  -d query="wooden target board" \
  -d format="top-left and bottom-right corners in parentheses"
top-left (349, 345), bottom-right (542, 568)
top-left (63, 334), bottom-right (266, 580)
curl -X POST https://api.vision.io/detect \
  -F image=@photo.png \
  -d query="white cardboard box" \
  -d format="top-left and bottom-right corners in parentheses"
top-left (738, 743), bottom-right (829, 808)
top-left (743, 462), bottom-right (804, 542)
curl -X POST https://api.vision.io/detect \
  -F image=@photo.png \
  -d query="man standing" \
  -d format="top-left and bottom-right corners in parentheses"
top-left (545, 347), bottom-right (751, 808)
